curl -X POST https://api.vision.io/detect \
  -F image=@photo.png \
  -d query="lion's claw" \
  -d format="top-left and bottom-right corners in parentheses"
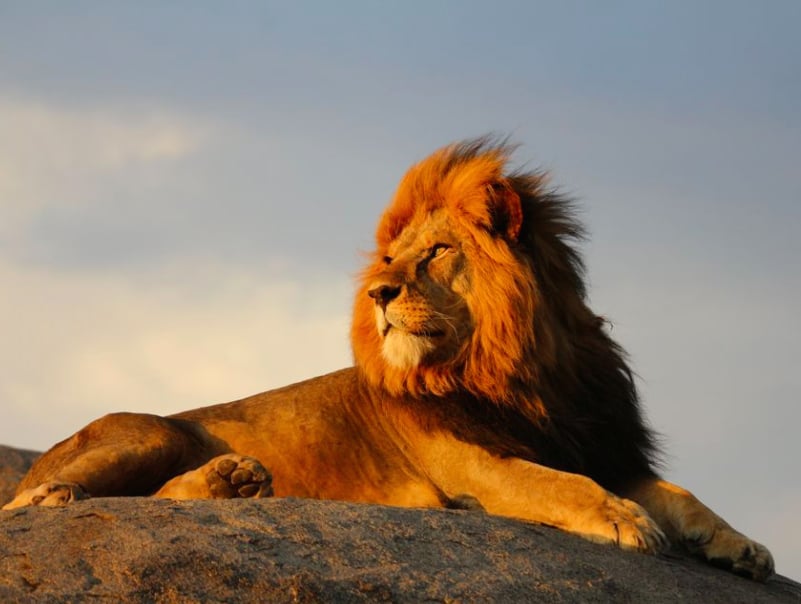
top-left (578, 493), bottom-right (667, 554)
top-left (688, 526), bottom-right (774, 582)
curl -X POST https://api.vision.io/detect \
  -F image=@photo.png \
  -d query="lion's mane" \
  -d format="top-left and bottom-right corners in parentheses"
top-left (351, 137), bottom-right (660, 490)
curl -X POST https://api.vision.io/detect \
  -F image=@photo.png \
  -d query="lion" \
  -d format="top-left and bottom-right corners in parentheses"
top-left (3, 137), bottom-right (774, 581)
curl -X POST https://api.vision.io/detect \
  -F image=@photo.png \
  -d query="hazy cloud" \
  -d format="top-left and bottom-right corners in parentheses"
top-left (0, 98), bottom-right (210, 233)
top-left (0, 258), bottom-right (351, 450)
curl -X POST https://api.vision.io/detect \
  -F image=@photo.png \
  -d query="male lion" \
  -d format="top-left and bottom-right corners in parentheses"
top-left (4, 138), bottom-right (774, 581)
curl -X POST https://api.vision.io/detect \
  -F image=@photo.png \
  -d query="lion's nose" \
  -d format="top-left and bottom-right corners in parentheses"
top-left (368, 284), bottom-right (401, 309)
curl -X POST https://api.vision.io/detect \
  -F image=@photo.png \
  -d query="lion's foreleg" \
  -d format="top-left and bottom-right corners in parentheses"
top-left (423, 438), bottom-right (668, 553)
top-left (484, 460), bottom-right (668, 553)
top-left (625, 477), bottom-right (774, 581)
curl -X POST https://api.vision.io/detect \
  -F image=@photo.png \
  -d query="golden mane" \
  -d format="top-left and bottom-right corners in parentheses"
top-left (351, 138), bottom-right (585, 414)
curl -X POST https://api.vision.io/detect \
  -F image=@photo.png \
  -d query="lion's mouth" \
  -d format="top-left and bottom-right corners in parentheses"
top-left (382, 323), bottom-right (445, 339)
top-left (422, 329), bottom-right (446, 338)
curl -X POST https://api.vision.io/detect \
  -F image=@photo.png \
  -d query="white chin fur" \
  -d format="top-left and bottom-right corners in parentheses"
top-left (381, 330), bottom-right (435, 370)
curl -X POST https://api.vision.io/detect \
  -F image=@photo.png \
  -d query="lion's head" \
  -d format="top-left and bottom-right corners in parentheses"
top-left (351, 137), bottom-right (595, 413)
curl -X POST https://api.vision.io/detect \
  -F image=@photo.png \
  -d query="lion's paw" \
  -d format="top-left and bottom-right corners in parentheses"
top-left (2, 481), bottom-right (88, 510)
top-left (579, 494), bottom-right (668, 554)
top-left (205, 454), bottom-right (273, 499)
top-left (686, 525), bottom-right (774, 582)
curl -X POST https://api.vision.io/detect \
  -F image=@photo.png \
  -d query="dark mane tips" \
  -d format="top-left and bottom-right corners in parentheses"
top-left (440, 134), bottom-right (518, 170)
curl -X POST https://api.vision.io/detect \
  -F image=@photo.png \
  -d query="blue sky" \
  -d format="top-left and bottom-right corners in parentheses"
top-left (1, 1), bottom-right (799, 578)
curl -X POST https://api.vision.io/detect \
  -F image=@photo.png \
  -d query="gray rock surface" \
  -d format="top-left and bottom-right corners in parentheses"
top-left (1, 445), bottom-right (799, 603)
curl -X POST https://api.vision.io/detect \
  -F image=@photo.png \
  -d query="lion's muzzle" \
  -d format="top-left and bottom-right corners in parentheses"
top-left (368, 283), bottom-right (401, 310)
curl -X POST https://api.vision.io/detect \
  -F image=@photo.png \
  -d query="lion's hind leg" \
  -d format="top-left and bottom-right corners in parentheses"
top-left (627, 478), bottom-right (774, 581)
top-left (3, 412), bottom-right (224, 509)
top-left (154, 454), bottom-right (273, 500)
top-left (2, 482), bottom-right (88, 510)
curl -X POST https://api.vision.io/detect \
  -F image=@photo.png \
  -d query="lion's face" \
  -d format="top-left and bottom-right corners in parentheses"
top-left (367, 210), bottom-right (472, 370)
top-left (352, 140), bottom-right (542, 402)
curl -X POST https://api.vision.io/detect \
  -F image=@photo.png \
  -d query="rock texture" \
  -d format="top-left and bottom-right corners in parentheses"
top-left (1, 445), bottom-right (799, 603)
top-left (0, 445), bottom-right (39, 505)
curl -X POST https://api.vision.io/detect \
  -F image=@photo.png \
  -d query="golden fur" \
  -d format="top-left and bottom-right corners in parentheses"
top-left (3, 138), bottom-right (774, 581)
top-left (353, 143), bottom-right (537, 404)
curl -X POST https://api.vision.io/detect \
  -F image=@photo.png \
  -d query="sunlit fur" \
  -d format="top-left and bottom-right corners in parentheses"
top-left (382, 329), bottom-right (436, 369)
top-left (353, 140), bottom-right (538, 404)
top-left (351, 137), bottom-right (661, 489)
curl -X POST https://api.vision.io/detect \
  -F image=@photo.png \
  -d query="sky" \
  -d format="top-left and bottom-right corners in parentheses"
top-left (1, 0), bottom-right (799, 578)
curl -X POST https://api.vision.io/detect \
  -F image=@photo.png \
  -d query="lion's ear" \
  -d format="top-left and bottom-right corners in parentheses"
top-left (488, 183), bottom-right (523, 241)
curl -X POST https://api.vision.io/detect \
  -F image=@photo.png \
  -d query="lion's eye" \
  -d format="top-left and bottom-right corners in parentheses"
top-left (430, 244), bottom-right (451, 259)
top-left (382, 255), bottom-right (393, 265)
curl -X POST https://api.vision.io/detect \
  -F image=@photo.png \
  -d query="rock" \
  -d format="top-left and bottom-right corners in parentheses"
top-left (0, 444), bottom-right (39, 505)
top-left (1, 445), bottom-right (799, 603)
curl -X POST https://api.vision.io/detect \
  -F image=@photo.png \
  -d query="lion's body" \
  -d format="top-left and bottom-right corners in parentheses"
top-left (19, 369), bottom-right (445, 507)
top-left (4, 138), bottom-right (774, 581)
